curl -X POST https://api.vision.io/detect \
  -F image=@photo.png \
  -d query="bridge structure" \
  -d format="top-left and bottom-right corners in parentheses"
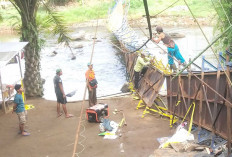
top-left (108, 0), bottom-right (232, 154)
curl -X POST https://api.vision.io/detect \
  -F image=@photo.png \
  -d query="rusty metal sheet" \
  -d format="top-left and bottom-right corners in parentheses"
top-left (137, 67), bottom-right (165, 107)
top-left (166, 72), bottom-right (232, 140)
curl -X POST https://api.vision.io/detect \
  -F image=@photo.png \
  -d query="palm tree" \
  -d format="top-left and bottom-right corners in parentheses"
top-left (9, 0), bottom-right (43, 97)
top-left (9, 0), bottom-right (71, 97)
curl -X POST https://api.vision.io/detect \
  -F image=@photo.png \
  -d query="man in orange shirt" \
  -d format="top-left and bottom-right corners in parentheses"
top-left (85, 63), bottom-right (98, 107)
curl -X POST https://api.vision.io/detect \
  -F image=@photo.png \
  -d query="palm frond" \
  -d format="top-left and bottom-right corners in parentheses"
top-left (42, 1), bottom-right (71, 46)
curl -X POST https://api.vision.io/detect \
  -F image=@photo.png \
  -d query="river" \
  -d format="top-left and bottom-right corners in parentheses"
top-left (0, 26), bottom-right (215, 101)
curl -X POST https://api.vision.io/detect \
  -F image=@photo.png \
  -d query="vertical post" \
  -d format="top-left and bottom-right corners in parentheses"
top-left (226, 53), bottom-right (231, 155)
top-left (198, 66), bottom-right (204, 129)
top-left (177, 75), bottom-right (181, 114)
top-left (0, 70), bottom-right (6, 113)
top-left (170, 75), bottom-right (173, 112)
top-left (188, 67), bottom-right (191, 123)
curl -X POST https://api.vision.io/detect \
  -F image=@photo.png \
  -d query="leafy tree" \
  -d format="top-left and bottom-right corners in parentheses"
top-left (213, 0), bottom-right (232, 51)
top-left (9, 0), bottom-right (71, 97)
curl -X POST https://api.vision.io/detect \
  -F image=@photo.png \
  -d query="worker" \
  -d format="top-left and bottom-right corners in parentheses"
top-left (133, 51), bottom-right (153, 90)
top-left (152, 26), bottom-right (187, 72)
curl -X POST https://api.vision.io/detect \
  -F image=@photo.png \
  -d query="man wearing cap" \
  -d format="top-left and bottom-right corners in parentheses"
top-left (12, 84), bottom-right (30, 136)
top-left (85, 63), bottom-right (97, 107)
top-left (53, 69), bottom-right (73, 118)
top-left (133, 51), bottom-right (153, 90)
top-left (152, 26), bottom-right (187, 72)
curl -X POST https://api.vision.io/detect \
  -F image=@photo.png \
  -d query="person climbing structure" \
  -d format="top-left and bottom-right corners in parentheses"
top-left (152, 26), bottom-right (188, 72)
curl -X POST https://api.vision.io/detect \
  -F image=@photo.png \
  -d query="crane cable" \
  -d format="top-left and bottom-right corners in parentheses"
top-left (178, 0), bottom-right (232, 86)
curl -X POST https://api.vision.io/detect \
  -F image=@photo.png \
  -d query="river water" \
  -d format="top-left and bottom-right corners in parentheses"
top-left (0, 26), bottom-right (215, 101)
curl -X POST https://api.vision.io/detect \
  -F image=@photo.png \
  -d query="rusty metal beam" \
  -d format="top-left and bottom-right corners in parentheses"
top-left (202, 85), bottom-right (214, 124)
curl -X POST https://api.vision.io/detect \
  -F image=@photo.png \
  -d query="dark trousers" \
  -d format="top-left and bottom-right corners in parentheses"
top-left (88, 87), bottom-right (97, 107)
top-left (134, 67), bottom-right (148, 90)
top-left (134, 71), bottom-right (140, 89)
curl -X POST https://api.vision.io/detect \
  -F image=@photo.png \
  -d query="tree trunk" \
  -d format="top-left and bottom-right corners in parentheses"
top-left (12, 0), bottom-right (44, 97)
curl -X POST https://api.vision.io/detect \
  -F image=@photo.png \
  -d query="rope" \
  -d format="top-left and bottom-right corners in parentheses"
top-left (173, 24), bottom-right (232, 79)
top-left (184, 0), bottom-right (232, 86)
top-left (149, 0), bottom-right (181, 18)
top-left (72, 18), bottom-right (99, 157)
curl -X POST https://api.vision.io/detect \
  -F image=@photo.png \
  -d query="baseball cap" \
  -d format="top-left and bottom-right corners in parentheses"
top-left (56, 69), bottom-right (62, 74)
top-left (14, 84), bottom-right (21, 91)
top-left (87, 62), bottom-right (93, 66)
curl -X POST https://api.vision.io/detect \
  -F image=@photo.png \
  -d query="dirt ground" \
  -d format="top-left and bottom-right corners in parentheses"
top-left (0, 95), bottom-right (174, 157)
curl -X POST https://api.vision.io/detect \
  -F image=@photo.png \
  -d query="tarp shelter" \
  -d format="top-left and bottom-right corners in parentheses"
top-left (0, 42), bottom-right (28, 113)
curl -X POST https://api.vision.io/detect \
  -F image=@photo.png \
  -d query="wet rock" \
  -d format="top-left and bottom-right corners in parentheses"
top-left (71, 30), bottom-right (86, 41)
top-left (48, 51), bottom-right (57, 57)
top-left (72, 42), bottom-right (84, 49)
top-left (71, 55), bottom-right (76, 60)
top-left (169, 33), bottom-right (185, 38)
top-left (120, 82), bottom-right (130, 93)
top-left (52, 51), bottom-right (58, 54)
top-left (41, 78), bottom-right (46, 84)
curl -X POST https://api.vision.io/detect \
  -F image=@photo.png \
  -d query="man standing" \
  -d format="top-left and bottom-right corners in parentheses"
top-left (85, 63), bottom-right (97, 107)
top-left (133, 51), bottom-right (153, 90)
top-left (53, 69), bottom-right (73, 118)
top-left (152, 26), bottom-right (187, 72)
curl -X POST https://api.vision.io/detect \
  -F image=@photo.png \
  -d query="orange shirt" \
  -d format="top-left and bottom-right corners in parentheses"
top-left (85, 70), bottom-right (97, 88)
top-left (85, 70), bottom-right (95, 81)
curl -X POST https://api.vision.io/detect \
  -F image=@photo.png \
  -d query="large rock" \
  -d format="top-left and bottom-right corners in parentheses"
top-left (71, 30), bottom-right (86, 41)
top-left (120, 82), bottom-right (130, 93)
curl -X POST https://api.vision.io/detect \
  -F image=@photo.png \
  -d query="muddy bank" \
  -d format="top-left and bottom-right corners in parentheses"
top-left (0, 95), bottom-right (172, 157)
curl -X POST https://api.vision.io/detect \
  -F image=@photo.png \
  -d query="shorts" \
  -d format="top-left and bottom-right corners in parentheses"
top-left (17, 110), bottom-right (27, 124)
top-left (56, 93), bottom-right (67, 104)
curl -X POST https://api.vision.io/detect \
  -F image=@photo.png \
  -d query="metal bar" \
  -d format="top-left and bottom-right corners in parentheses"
top-left (179, 80), bottom-right (188, 112)
top-left (198, 71), bottom-right (204, 128)
top-left (202, 85), bottom-right (214, 124)
top-left (226, 53), bottom-right (232, 155)
top-left (227, 102), bottom-right (231, 155)
top-left (213, 69), bottom-right (220, 128)
top-left (202, 56), bottom-right (217, 71)
top-left (192, 62), bottom-right (202, 70)
top-left (188, 71), bottom-right (191, 121)
top-left (170, 75), bottom-right (173, 112)
top-left (177, 75), bottom-right (181, 114)
top-left (212, 88), bottom-right (227, 129)
top-left (142, 0), bottom-right (152, 39)
top-left (192, 73), bottom-right (232, 107)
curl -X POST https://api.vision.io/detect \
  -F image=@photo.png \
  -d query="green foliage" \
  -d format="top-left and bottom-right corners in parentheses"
top-left (213, 0), bottom-right (232, 51)
top-left (0, 14), bottom-right (2, 22)
top-left (130, 0), bottom-right (143, 9)
top-left (43, 3), bottom-right (71, 46)
top-left (60, 2), bottom-right (110, 23)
